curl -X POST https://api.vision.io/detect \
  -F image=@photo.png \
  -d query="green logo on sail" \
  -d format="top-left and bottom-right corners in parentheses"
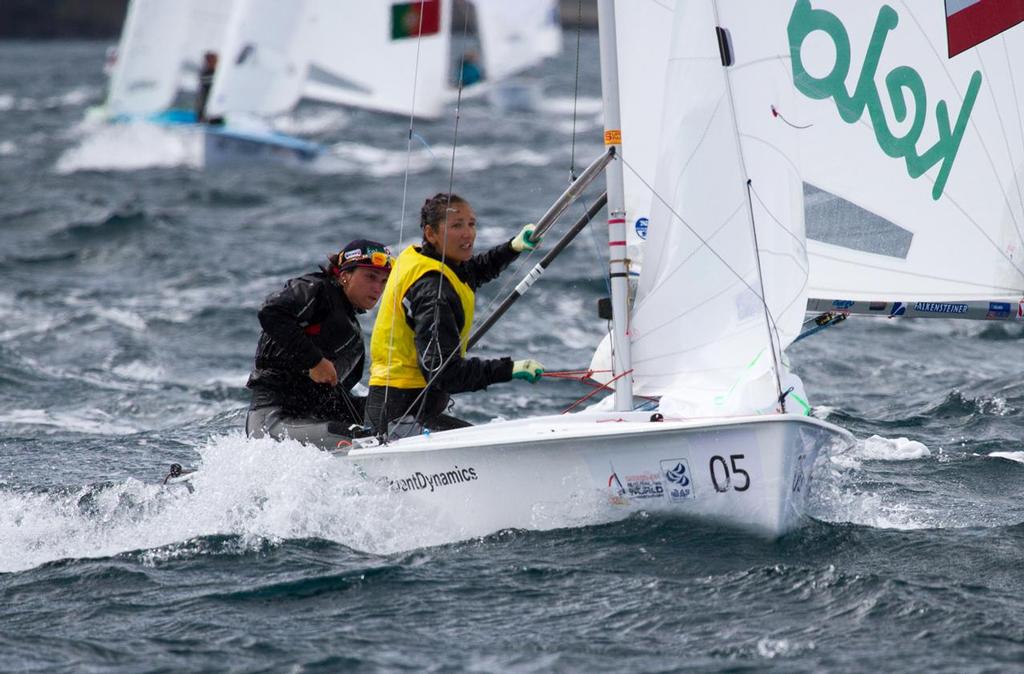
top-left (788, 0), bottom-right (982, 200)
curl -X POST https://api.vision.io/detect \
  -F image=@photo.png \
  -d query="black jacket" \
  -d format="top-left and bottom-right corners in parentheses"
top-left (401, 241), bottom-right (517, 393)
top-left (247, 269), bottom-right (365, 420)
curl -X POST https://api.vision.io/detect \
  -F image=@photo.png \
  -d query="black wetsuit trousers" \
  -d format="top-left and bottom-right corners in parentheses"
top-left (245, 396), bottom-right (365, 450)
top-left (365, 386), bottom-right (471, 436)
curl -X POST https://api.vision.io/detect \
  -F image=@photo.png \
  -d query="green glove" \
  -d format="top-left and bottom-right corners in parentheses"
top-left (512, 359), bottom-right (545, 383)
top-left (511, 223), bottom-right (541, 252)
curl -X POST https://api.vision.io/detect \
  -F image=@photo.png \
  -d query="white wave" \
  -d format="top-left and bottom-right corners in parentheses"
top-left (55, 122), bottom-right (202, 173)
top-left (811, 405), bottom-right (834, 420)
top-left (857, 435), bottom-right (931, 461)
top-left (13, 87), bottom-right (98, 111)
top-left (93, 306), bottom-right (148, 332)
top-left (202, 371), bottom-right (249, 389)
top-left (539, 96), bottom-right (604, 116)
top-left (979, 396), bottom-right (1011, 416)
top-left (317, 142), bottom-right (553, 177)
top-left (0, 433), bottom-right (467, 573)
top-left (273, 108), bottom-right (349, 136)
top-left (0, 93), bottom-right (13, 111)
top-left (113, 361), bottom-right (165, 382)
top-left (0, 140), bottom-right (15, 156)
top-left (989, 451), bottom-right (1024, 464)
top-left (0, 408), bottom-right (140, 436)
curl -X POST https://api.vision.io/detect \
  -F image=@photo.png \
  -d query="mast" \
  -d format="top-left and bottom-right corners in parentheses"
top-left (596, 0), bottom-right (634, 412)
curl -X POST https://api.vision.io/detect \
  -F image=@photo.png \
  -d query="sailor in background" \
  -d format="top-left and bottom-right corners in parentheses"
top-left (246, 240), bottom-right (392, 448)
top-left (366, 193), bottom-right (544, 436)
top-left (194, 50), bottom-right (219, 124)
top-left (459, 50), bottom-right (484, 87)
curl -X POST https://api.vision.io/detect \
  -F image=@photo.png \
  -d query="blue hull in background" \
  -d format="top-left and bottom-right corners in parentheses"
top-left (202, 125), bottom-right (322, 168)
top-left (113, 108), bottom-right (323, 168)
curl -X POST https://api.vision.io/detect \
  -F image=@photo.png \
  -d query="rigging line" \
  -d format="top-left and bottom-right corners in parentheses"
top-left (974, 47), bottom-right (1024, 247)
top-left (380, 0), bottom-right (431, 436)
top-left (1003, 37), bottom-right (1024, 230)
top-left (406, 4), bottom-right (475, 429)
top-left (898, 2), bottom-right (1024, 250)
top-left (569, 0), bottom-right (583, 180)
top-left (746, 173), bottom-right (809, 257)
top-left (710, 0), bottom-right (783, 406)
top-left (808, 246), bottom-right (1024, 292)
top-left (745, 180), bottom-right (787, 409)
top-left (770, 105), bottom-right (812, 130)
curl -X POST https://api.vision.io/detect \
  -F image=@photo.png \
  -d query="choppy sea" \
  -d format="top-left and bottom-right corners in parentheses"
top-left (2, 36), bottom-right (1024, 673)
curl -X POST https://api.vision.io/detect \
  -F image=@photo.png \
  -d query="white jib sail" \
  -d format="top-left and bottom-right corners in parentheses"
top-left (206, 0), bottom-right (316, 119)
top-left (614, 0), bottom-right (678, 264)
top-left (792, 0), bottom-right (1024, 301)
top-left (629, 0), bottom-right (808, 416)
top-left (301, 0), bottom-right (452, 119)
top-left (471, 0), bottom-right (561, 82)
top-left (105, 0), bottom-right (195, 116)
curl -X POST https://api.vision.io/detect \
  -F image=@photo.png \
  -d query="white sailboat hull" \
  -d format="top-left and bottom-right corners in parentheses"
top-left (348, 412), bottom-right (853, 539)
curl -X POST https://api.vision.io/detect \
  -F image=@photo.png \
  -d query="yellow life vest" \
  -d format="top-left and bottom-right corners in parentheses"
top-left (369, 245), bottom-right (476, 389)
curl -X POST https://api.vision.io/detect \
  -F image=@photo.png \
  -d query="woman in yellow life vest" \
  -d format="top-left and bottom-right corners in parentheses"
top-left (366, 193), bottom-right (545, 434)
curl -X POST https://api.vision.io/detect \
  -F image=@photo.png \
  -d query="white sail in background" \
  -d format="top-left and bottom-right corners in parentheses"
top-left (628, 0), bottom-right (807, 414)
top-left (794, 0), bottom-right (1024, 301)
top-left (106, 0), bottom-right (236, 117)
top-left (105, 0), bottom-right (195, 116)
top-left (207, 0), bottom-right (316, 118)
top-left (302, 0), bottom-right (452, 119)
top-left (471, 0), bottom-right (561, 82)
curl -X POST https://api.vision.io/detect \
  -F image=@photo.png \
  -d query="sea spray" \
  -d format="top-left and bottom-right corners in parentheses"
top-left (0, 433), bottom-right (460, 574)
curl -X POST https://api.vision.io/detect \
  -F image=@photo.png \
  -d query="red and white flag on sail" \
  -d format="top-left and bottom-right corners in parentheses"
top-left (947, 0), bottom-right (1024, 57)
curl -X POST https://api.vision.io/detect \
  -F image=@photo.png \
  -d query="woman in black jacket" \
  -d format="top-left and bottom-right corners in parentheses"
top-left (366, 193), bottom-right (545, 435)
top-left (245, 239), bottom-right (391, 448)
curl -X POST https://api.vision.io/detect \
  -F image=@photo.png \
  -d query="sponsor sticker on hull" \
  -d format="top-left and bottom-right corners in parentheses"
top-left (660, 458), bottom-right (696, 502)
top-left (987, 302), bottom-right (1011, 319)
top-left (913, 302), bottom-right (968, 314)
top-left (623, 472), bottom-right (665, 500)
top-left (384, 465), bottom-right (479, 493)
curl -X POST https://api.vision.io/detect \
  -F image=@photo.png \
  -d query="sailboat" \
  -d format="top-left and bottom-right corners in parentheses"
top-left (99, 0), bottom-right (236, 124)
top-left (334, 0), bottom-right (866, 539)
top-left (95, 0), bottom-right (322, 167)
top-left (100, 0), bottom-right (559, 167)
top-left (179, 0), bottom-right (1023, 538)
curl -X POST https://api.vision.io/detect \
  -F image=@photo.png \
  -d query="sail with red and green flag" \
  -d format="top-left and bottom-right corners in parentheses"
top-left (391, 0), bottom-right (440, 40)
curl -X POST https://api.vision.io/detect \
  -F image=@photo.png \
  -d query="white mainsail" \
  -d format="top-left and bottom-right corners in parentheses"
top-left (206, 0), bottom-right (316, 119)
top-left (471, 0), bottom-right (561, 82)
top-left (794, 0), bottom-right (1024, 302)
top-left (302, 0), bottom-right (453, 119)
top-left (106, 0), bottom-right (235, 117)
top-left (105, 0), bottom-right (196, 116)
top-left (628, 0), bottom-right (807, 415)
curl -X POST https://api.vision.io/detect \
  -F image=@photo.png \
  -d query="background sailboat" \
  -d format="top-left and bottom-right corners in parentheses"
top-left (100, 0), bottom-right (235, 122)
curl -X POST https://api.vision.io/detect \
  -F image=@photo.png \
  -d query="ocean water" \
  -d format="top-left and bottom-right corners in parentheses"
top-left (2, 37), bottom-right (1024, 673)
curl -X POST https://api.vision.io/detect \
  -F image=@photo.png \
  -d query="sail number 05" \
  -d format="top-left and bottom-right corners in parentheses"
top-left (709, 454), bottom-right (750, 493)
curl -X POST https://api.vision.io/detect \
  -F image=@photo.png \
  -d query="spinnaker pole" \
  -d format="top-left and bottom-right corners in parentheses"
top-left (597, 0), bottom-right (634, 411)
